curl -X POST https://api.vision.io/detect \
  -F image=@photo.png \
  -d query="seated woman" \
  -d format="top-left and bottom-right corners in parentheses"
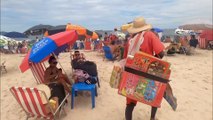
top-left (44, 56), bottom-right (71, 106)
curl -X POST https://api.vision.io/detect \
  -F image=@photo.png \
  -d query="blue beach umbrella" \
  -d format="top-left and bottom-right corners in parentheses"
top-left (152, 28), bottom-right (163, 33)
top-left (20, 30), bottom-right (78, 72)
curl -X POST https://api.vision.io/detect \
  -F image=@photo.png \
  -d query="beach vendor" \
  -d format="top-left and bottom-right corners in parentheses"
top-left (124, 17), bottom-right (176, 120)
top-left (44, 56), bottom-right (71, 105)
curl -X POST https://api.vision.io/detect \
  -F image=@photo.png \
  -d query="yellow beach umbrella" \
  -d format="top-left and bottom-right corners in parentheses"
top-left (91, 32), bottom-right (98, 40)
top-left (121, 23), bottom-right (133, 32)
top-left (66, 23), bottom-right (86, 35)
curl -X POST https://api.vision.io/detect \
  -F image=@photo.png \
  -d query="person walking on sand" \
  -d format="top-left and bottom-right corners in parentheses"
top-left (124, 17), bottom-right (176, 120)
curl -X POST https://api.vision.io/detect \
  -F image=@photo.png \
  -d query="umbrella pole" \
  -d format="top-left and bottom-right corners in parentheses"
top-left (52, 53), bottom-right (71, 82)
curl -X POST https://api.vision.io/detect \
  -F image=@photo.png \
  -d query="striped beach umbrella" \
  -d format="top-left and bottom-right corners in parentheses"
top-left (19, 30), bottom-right (78, 72)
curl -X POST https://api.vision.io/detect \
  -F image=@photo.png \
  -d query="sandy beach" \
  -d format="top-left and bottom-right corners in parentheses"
top-left (0, 48), bottom-right (212, 120)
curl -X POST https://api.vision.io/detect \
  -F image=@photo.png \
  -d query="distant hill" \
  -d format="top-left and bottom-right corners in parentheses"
top-left (0, 31), bottom-right (8, 35)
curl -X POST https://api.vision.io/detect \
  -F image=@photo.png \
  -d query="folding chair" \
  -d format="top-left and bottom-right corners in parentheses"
top-left (10, 86), bottom-right (69, 120)
top-left (0, 61), bottom-right (7, 73)
top-left (29, 62), bottom-right (46, 84)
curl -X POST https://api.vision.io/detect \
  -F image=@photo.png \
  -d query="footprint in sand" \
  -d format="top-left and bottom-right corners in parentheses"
top-left (202, 79), bottom-right (209, 83)
top-left (202, 87), bottom-right (208, 90)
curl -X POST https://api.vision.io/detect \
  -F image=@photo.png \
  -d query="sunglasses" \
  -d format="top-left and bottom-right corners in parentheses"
top-left (52, 61), bottom-right (58, 64)
top-left (75, 54), bottom-right (80, 56)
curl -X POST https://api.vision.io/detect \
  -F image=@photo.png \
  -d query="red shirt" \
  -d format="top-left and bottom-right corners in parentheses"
top-left (126, 31), bottom-right (165, 104)
top-left (139, 31), bottom-right (165, 55)
top-left (124, 31), bottom-right (164, 58)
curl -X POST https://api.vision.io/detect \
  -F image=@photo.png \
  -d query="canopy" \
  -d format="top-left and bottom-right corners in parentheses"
top-left (179, 24), bottom-right (213, 30)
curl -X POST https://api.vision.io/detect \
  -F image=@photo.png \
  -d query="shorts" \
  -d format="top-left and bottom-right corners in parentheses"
top-left (48, 83), bottom-right (66, 105)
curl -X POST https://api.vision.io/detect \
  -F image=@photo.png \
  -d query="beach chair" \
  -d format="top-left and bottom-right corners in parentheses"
top-left (71, 82), bottom-right (97, 109)
top-left (103, 46), bottom-right (115, 61)
top-left (70, 54), bottom-right (100, 88)
top-left (29, 62), bottom-right (46, 84)
top-left (10, 86), bottom-right (69, 120)
top-left (0, 61), bottom-right (7, 73)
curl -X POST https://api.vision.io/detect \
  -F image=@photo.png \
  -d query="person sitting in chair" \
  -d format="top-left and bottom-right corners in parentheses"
top-left (108, 41), bottom-right (120, 60)
top-left (71, 50), bottom-right (86, 70)
top-left (44, 56), bottom-right (71, 106)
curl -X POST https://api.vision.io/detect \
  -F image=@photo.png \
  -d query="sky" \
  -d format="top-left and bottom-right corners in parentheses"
top-left (1, 0), bottom-right (212, 32)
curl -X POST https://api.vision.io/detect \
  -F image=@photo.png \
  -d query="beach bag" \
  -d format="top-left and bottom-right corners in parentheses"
top-left (85, 76), bottom-right (97, 85)
top-left (81, 61), bottom-right (97, 76)
top-left (73, 69), bottom-right (90, 82)
top-left (118, 52), bottom-right (171, 107)
top-left (109, 66), bottom-right (123, 89)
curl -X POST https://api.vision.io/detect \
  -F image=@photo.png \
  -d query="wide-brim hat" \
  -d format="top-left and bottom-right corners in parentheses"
top-left (127, 17), bottom-right (152, 34)
top-left (35, 84), bottom-right (51, 104)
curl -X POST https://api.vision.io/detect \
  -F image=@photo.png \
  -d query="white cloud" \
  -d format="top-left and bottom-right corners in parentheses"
top-left (1, 0), bottom-right (212, 32)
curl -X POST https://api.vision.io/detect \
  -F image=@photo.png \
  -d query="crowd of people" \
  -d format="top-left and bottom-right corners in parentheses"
top-left (0, 40), bottom-right (29, 54)
top-left (165, 34), bottom-right (199, 55)
top-left (8, 16), bottom-right (210, 120)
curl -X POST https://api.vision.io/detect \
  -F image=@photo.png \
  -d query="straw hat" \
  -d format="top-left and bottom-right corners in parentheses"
top-left (35, 84), bottom-right (51, 104)
top-left (127, 17), bottom-right (152, 34)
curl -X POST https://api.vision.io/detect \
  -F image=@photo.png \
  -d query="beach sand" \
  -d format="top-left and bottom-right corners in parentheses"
top-left (0, 48), bottom-right (212, 120)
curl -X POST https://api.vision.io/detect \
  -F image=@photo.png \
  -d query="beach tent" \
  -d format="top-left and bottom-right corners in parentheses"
top-left (179, 24), bottom-right (213, 30)
top-left (198, 30), bottom-right (213, 49)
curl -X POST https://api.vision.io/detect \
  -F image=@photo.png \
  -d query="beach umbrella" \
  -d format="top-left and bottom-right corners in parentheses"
top-left (46, 23), bottom-right (96, 41)
top-left (91, 32), bottom-right (99, 40)
top-left (66, 23), bottom-right (98, 39)
top-left (66, 23), bottom-right (87, 35)
top-left (19, 30), bottom-right (78, 72)
top-left (47, 25), bottom-right (67, 35)
top-left (152, 28), bottom-right (163, 33)
top-left (179, 24), bottom-right (213, 30)
top-left (24, 24), bottom-right (53, 35)
top-left (121, 23), bottom-right (133, 32)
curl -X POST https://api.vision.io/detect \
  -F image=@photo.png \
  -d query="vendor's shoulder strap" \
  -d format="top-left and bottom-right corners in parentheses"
top-left (130, 31), bottom-right (146, 54)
